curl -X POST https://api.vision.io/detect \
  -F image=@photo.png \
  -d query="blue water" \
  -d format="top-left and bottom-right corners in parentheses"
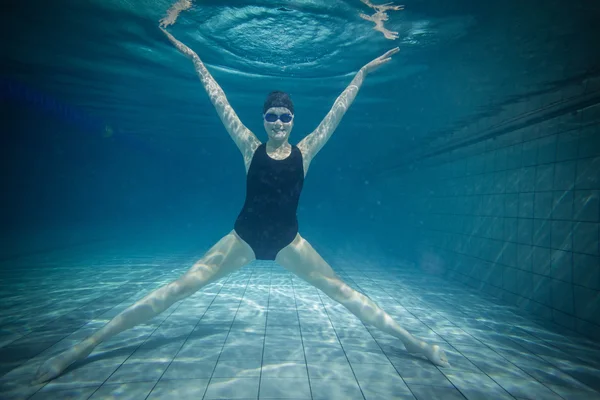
top-left (2, 0), bottom-right (600, 399)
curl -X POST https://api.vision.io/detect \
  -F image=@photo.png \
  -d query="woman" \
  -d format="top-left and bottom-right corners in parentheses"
top-left (35, 27), bottom-right (448, 382)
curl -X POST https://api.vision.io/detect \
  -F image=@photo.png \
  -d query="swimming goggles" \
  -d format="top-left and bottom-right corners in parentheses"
top-left (264, 113), bottom-right (293, 123)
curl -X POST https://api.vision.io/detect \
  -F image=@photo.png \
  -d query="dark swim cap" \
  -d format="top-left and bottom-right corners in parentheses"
top-left (263, 91), bottom-right (294, 114)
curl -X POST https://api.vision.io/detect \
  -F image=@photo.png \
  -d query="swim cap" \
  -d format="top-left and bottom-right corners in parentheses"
top-left (263, 91), bottom-right (294, 114)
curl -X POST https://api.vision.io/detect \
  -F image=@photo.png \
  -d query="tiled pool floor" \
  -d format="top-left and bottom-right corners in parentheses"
top-left (0, 242), bottom-right (599, 399)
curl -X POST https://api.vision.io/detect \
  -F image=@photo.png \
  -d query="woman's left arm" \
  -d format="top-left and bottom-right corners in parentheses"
top-left (297, 47), bottom-right (399, 172)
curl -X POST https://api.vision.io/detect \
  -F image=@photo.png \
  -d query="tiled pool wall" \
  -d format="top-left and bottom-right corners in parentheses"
top-left (376, 78), bottom-right (600, 342)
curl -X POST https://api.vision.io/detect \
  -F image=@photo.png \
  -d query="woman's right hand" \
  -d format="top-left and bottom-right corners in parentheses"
top-left (361, 47), bottom-right (400, 75)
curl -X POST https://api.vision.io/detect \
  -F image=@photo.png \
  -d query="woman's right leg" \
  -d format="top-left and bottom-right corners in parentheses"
top-left (35, 230), bottom-right (255, 382)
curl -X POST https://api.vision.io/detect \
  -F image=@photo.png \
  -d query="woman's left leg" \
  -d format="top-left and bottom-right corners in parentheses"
top-left (275, 233), bottom-right (449, 368)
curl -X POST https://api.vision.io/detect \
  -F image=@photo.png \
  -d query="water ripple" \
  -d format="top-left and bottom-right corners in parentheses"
top-left (172, 2), bottom-right (375, 77)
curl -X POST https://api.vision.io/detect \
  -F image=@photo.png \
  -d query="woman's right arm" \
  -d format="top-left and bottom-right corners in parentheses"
top-left (160, 27), bottom-right (260, 169)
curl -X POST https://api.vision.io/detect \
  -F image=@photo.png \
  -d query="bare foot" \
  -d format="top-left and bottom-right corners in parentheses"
top-left (34, 342), bottom-right (93, 383)
top-left (404, 340), bottom-right (450, 368)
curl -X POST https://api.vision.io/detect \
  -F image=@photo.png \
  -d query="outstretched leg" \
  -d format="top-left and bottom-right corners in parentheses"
top-left (275, 234), bottom-right (449, 368)
top-left (35, 230), bottom-right (255, 382)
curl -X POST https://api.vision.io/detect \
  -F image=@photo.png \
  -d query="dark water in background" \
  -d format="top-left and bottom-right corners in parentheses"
top-left (2, 0), bottom-right (599, 333)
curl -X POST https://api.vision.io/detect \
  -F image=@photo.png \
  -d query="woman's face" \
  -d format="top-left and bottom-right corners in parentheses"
top-left (263, 107), bottom-right (294, 142)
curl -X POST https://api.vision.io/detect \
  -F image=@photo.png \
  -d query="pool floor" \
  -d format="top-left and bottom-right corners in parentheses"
top-left (0, 241), bottom-right (599, 400)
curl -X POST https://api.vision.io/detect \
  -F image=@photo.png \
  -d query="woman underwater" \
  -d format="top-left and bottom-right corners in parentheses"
top-left (36, 26), bottom-right (449, 382)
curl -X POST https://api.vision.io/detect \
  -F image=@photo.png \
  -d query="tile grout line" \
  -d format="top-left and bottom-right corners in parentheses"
top-left (289, 272), bottom-right (314, 400)
top-left (309, 271), bottom-right (367, 400)
top-left (197, 268), bottom-right (255, 400)
top-left (257, 265), bottom-right (273, 400)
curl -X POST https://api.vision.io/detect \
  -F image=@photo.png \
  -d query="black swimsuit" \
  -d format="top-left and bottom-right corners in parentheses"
top-left (234, 143), bottom-right (305, 260)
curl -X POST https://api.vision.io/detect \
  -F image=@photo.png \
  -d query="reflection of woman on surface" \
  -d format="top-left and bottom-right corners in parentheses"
top-left (35, 26), bottom-right (448, 382)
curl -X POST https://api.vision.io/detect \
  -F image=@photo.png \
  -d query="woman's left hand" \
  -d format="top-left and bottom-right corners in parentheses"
top-left (362, 47), bottom-right (400, 74)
